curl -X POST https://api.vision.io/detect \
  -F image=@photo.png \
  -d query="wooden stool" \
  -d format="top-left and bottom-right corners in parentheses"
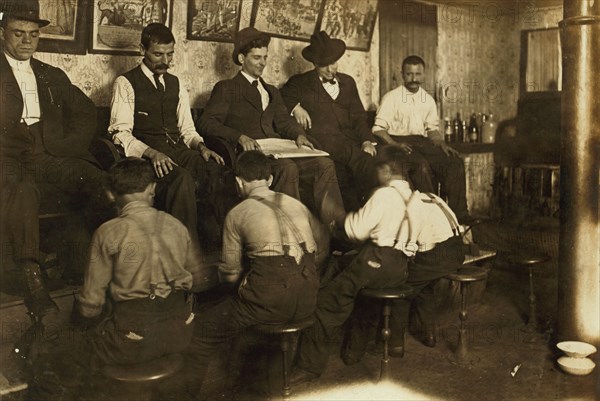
top-left (254, 316), bottom-right (314, 400)
top-left (445, 267), bottom-right (488, 361)
top-left (359, 284), bottom-right (415, 381)
top-left (102, 353), bottom-right (184, 401)
top-left (509, 253), bottom-right (551, 332)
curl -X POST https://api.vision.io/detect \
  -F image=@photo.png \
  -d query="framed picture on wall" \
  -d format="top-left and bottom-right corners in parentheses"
top-left (250, 0), bottom-right (324, 42)
top-left (89, 0), bottom-right (174, 55)
top-left (186, 0), bottom-right (243, 43)
top-left (37, 0), bottom-right (89, 55)
top-left (319, 0), bottom-right (378, 51)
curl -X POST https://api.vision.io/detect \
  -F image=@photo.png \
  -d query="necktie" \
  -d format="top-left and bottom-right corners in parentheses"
top-left (322, 78), bottom-right (336, 85)
top-left (153, 73), bottom-right (165, 92)
top-left (251, 80), bottom-right (268, 110)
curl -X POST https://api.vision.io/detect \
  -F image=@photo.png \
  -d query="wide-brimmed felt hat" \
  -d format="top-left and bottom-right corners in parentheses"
top-left (0, 0), bottom-right (50, 27)
top-left (232, 27), bottom-right (270, 66)
top-left (302, 31), bottom-right (345, 66)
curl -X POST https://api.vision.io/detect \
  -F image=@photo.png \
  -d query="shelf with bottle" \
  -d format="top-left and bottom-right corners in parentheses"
top-left (444, 110), bottom-right (497, 146)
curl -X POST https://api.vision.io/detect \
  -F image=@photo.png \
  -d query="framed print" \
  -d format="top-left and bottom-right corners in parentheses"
top-left (319, 0), bottom-right (378, 51)
top-left (89, 0), bottom-right (174, 55)
top-left (186, 0), bottom-right (242, 43)
top-left (37, 0), bottom-right (89, 55)
top-left (250, 0), bottom-right (324, 42)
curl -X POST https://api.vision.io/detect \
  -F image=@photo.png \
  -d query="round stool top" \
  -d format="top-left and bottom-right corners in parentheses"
top-left (360, 284), bottom-right (415, 300)
top-left (445, 266), bottom-right (488, 282)
top-left (102, 353), bottom-right (183, 383)
top-left (254, 315), bottom-right (315, 334)
top-left (509, 253), bottom-right (551, 267)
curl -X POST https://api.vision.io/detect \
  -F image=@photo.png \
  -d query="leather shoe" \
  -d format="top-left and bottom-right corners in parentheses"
top-left (422, 332), bottom-right (437, 348)
top-left (289, 368), bottom-right (319, 386)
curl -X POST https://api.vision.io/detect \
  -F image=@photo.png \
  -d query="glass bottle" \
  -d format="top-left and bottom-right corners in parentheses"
top-left (481, 113), bottom-right (497, 143)
top-left (444, 117), bottom-right (453, 143)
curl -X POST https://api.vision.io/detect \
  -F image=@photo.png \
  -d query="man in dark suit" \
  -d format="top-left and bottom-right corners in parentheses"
top-left (280, 31), bottom-right (378, 210)
top-left (0, 0), bottom-right (106, 320)
top-left (199, 27), bottom-right (345, 225)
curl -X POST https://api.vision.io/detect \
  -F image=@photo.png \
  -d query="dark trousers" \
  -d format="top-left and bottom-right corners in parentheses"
top-left (27, 292), bottom-right (194, 400)
top-left (269, 156), bottom-right (345, 224)
top-left (92, 291), bottom-right (195, 366)
top-left (186, 254), bottom-right (318, 395)
top-left (392, 136), bottom-right (469, 220)
top-left (326, 142), bottom-right (377, 211)
top-left (136, 134), bottom-right (239, 238)
top-left (390, 236), bottom-right (465, 340)
top-left (0, 123), bottom-right (108, 266)
top-left (296, 243), bottom-right (408, 375)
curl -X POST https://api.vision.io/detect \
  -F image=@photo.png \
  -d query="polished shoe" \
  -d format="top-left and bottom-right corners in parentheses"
top-left (289, 368), bottom-right (319, 386)
top-left (422, 332), bottom-right (437, 348)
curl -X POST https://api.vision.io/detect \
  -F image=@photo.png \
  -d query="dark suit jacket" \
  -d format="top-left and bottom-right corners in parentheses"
top-left (0, 54), bottom-right (97, 163)
top-left (199, 72), bottom-right (305, 144)
top-left (280, 70), bottom-right (375, 153)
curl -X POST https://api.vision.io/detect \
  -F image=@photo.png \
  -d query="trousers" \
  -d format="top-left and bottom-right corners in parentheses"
top-left (296, 242), bottom-right (408, 375)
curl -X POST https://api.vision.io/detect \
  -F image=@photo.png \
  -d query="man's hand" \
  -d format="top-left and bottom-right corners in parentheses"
top-left (144, 148), bottom-right (176, 178)
top-left (296, 134), bottom-right (315, 149)
top-left (292, 104), bottom-right (312, 130)
top-left (433, 140), bottom-right (460, 157)
top-left (397, 143), bottom-right (413, 155)
top-left (361, 141), bottom-right (377, 157)
top-left (238, 134), bottom-right (261, 152)
top-left (198, 143), bottom-right (225, 165)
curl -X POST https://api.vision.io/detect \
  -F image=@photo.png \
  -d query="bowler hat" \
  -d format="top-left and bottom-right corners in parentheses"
top-left (302, 31), bottom-right (345, 66)
top-left (232, 27), bottom-right (270, 66)
top-left (0, 0), bottom-right (50, 27)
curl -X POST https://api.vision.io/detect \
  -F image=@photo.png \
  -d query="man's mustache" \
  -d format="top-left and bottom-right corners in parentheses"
top-left (155, 63), bottom-right (170, 69)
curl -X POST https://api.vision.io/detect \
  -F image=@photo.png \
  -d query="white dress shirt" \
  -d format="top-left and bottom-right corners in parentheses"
top-left (344, 179), bottom-right (461, 256)
top-left (5, 52), bottom-right (41, 125)
top-left (320, 76), bottom-right (340, 100)
top-left (373, 85), bottom-right (439, 137)
top-left (109, 62), bottom-right (204, 158)
top-left (240, 70), bottom-right (269, 111)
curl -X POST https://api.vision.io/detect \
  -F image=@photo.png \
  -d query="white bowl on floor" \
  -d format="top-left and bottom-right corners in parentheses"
top-left (557, 341), bottom-right (597, 358)
top-left (557, 356), bottom-right (595, 376)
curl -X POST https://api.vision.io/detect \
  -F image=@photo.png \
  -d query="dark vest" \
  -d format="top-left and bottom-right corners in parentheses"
top-left (123, 66), bottom-right (179, 136)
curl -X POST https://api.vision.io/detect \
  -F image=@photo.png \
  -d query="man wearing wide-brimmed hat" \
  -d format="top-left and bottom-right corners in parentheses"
top-left (280, 31), bottom-right (379, 211)
top-left (0, 0), bottom-right (107, 321)
top-left (199, 27), bottom-right (345, 226)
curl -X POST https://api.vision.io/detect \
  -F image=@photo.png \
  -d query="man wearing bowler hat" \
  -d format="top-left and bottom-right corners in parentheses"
top-left (280, 31), bottom-right (379, 210)
top-left (0, 0), bottom-right (107, 322)
top-left (199, 27), bottom-right (345, 225)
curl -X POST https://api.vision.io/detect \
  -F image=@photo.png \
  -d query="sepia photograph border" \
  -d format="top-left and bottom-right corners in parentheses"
top-left (37, 0), bottom-right (90, 55)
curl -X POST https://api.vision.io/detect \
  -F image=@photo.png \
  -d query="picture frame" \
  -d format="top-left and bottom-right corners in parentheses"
top-left (37, 0), bottom-right (89, 55)
top-left (186, 0), bottom-right (243, 43)
top-left (89, 0), bottom-right (174, 55)
top-left (318, 0), bottom-right (378, 51)
top-left (250, 0), bottom-right (324, 42)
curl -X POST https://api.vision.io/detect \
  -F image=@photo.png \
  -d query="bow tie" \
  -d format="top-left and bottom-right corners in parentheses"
top-left (322, 78), bottom-right (337, 85)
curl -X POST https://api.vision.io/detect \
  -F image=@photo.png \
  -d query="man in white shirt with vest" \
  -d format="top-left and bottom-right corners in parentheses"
top-left (109, 23), bottom-right (235, 244)
top-left (373, 55), bottom-right (470, 223)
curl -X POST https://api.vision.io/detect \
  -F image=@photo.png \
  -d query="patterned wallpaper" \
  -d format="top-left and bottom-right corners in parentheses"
top-left (34, 0), bottom-right (380, 111)
top-left (436, 1), bottom-right (563, 125)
